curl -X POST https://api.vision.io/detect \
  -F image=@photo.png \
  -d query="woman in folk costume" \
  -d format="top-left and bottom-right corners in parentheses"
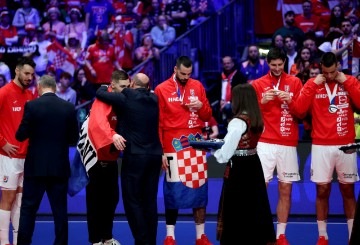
top-left (214, 83), bottom-right (276, 245)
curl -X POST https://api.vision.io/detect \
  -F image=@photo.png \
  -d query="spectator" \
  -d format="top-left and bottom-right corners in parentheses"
top-left (64, 6), bottom-right (87, 49)
top-left (42, 6), bottom-right (66, 44)
top-left (332, 17), bottom-right (360, 75)
top-left (0, 8), bottom-right (19, 46)
top-left (0, 74), bottom-right (6, 88)
top-left (272, 34), bottom-right (285, 50)
top-left (72, 67), bottom-right (96, 107)
top-left (56, 71), bottom-right (77, 105)
top-left (325, 4), bottom-right (345, 42)
top-left (240, 44), bottom-right (269, 83)
top-left (303, 34), bottom-right (324, 63)
top-left (28, 27), bottom-right (52, 77)
top-left (20, 22), bottom-right (37, 45)
top-left (85, 31), bottom-right (122, 87)
top-left (202, 116), bottom-right (219, 139)
top-left (109, 15), bottom-right (134, 72)
top-left (150, 14), bottom-right (176, 48)
top-left (189, 0), bottom-right (215, 27)
top-left (12, 0), bottom-right (41, 36)
top-left (164, 0), bottom-right (191, 37)
top-left (65, 32), bottom-right (86, 68)
top-left (273, 10), bottom-right (305, 50)
top-left (0, 61), bottom-right (11, 83)
top-left (289, 46), bottom-right (312, 84)
top-left (284, 34), bottom-right (298, 74)
top-left (294, 0), bottom-right (322, 36)
top-left (84, 0), bottom-right (116, 46)
top-left (132, 16), bottom-right (152, 49)
top-left (311, 0), bottom-right (331, 36)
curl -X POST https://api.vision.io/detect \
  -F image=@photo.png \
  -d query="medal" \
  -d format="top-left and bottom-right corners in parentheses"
top-left (328, 104), bottom-right (338, 113)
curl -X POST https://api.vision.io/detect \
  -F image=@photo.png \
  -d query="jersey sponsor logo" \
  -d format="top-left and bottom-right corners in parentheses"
top-left (3, 175), bottom-right (8, 183)
top-left (168, 97), bottom-right (181, 102)
top-left (315, 94), bottom-right (327, 99)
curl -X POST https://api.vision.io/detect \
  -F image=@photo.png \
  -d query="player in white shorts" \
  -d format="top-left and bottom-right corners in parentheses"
top-left (258, 142), bottom-right (300, 183)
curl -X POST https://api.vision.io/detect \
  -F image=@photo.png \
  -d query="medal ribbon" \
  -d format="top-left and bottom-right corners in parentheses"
top-left (173, 74), bottom-right (186, 103)
top-left (270, 72), bottom-right (281, 91)
top-left (324, 83), bottom-right (338, 105)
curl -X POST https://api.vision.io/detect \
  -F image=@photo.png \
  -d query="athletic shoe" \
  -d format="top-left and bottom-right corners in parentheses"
top-left (164, 236), bottom-right (176, 245)
top-left (316, 236), bottom-right (328, 245)
top-left (196, 234), bottom-right (213, 245)
top-left (103, 238), bottom-right (121, 245)
top-left (277, 234), bottom-right (290, 245)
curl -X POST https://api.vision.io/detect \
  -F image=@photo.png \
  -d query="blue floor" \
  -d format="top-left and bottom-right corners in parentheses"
top-left (28, 218), bottom-right (349, 245)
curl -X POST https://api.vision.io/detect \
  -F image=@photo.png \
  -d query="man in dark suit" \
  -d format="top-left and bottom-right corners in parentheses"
top-left (96, 73), bottom-right (163, 245)
top-left (15, 75), bottom-right (79, 245)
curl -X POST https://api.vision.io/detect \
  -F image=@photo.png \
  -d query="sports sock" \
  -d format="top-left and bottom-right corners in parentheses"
top-left (11, 193), bottom-right (22, 245)
top-left (166, 225), bottom-right (175, 239)
top-left (347, 218), bottom-right (354, 240)
top-left (195, 223), bottom-right (205, 239)
top-left (0, 209), bottom-right (11, 245)
top-left (276, 222), bottom-right (287, 239)
top-left (317, 220), bottom-right (328, 239)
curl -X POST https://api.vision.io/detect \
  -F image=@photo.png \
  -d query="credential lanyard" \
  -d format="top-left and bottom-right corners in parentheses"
top-left (173, 74), bottom-right (185, 103)
top-left (324, 83), bottom-right (338, 105)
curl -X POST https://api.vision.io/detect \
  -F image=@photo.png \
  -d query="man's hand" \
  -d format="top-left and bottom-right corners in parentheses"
top-left (313, 74), bottom-right (326, 85)
top-left (2, 142), bottom-right (19, 158)
top-left (185, 99), bottom-right (203, 111)
top-left (335, 71), bottom-right (347, 83)
top-left (112, 134), bottom-right (126, 151)
top-left (261, 89), bottom-right (278, 104)
top-left (277, 90), bottom-right (292, 103)
top-left (161, 155), bottom-right (168, 171)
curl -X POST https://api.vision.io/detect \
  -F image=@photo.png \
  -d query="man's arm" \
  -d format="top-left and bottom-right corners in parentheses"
top-left (15, 102), bottom-right (31, 142)
top-left (95, 85), bottom-right (126, 106)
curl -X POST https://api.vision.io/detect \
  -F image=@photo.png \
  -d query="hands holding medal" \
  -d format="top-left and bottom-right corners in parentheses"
top-left (184, 98), bottom-right (203, 111)
top-left (261, 89), bottom-right (292, 104)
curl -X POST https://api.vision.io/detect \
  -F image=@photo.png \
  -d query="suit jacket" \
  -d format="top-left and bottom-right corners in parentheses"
top-left (16, 93), bottom-right (79, 177)
top-left (96, 86), bottom-right (163, 156)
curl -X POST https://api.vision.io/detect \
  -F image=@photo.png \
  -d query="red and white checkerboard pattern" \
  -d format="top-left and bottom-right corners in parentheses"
top-left (177, 149), bottom-right (207, 188)
top-left (53, 50), bottom-right (66, 69)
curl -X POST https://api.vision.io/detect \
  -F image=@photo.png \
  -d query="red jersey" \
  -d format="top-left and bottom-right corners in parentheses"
top-left (252, 72), bottom-right (304, 146)
top-left (294, 14), bottom-right (321, 33)
top-left (85, 42), bottom-right (117, 84)
top-left (0, 81), bottom-right (34, 158)
top-left (289, 75), bottom-right (360, 145)
top-left (154, 75), bottom-right (212, 150)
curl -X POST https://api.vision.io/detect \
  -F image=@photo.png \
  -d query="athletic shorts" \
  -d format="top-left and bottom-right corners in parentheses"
top-left (0, 154), bottom-right (24, 189)
top-left (257, 142), bottom-right (300, 183)
top-left (311, 145), bottom-right (359, 184)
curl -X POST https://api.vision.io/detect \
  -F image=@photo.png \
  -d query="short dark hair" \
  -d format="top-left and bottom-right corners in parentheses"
top-left (320, 52), bottom-right (338, 68)
top-left (59, 71), bottom-right (72, 79)
top-left (266, 47), bottom-right (287, 63)
top-left (111, 69), bottom-right (129, 81)
top-left (16, 56), bottom-right (36, 69)
top-left (284, 10), bottom-right (295, 18)
top-left (176, 56), bottom-right (192, 68)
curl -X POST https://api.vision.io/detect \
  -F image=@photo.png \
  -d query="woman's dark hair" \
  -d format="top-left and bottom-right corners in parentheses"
top-left (231, 83), bottom-right (263, 133)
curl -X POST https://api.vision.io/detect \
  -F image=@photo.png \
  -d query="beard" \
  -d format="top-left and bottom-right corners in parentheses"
top-left (18, 73), bottom-right (31, 89)
top-left (176, 74), bottom-right (188, 85)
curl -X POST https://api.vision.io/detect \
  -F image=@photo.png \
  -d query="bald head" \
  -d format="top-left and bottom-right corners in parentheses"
top-left (133, 73), bottom-right (150, 88)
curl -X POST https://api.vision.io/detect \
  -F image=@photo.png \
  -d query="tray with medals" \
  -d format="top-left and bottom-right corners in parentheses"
top-left (189, 139), bottom-right (225, 150)
top-left (339, 143), bottom-right (360, 152)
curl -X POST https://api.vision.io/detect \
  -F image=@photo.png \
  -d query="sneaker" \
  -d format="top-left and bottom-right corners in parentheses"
top-left (316, 236), bottom-right (328, 245)
top-left (196, 234), bottom-right (213, 245)
top-left (103, 238), bottom-right (121, 245)
top-left (277, 234), bottom-right (290, 245)
top-left (164, 236), bottom-right (176, 245)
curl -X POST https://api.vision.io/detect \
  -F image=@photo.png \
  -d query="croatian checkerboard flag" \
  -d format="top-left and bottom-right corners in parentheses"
top-left (47, 41), bottom-right (77, 75)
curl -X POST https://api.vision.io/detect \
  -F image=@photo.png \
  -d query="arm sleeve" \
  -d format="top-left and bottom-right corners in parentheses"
top-left (96, 86), bottom-right (126, 106)
top-left (15, 102), bottom-right (31, 142)
top-left (214, 118), bottom-right (246, 163)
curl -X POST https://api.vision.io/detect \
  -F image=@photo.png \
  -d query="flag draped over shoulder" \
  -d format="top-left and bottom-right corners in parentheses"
top-left (46, 41), bottom-right (77, 75)
top-left (77, 95), bottom-right (119, 173)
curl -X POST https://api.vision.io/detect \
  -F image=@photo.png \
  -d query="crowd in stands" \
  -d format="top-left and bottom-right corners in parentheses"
top-left (0, 0), bottom-right (216, 112)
